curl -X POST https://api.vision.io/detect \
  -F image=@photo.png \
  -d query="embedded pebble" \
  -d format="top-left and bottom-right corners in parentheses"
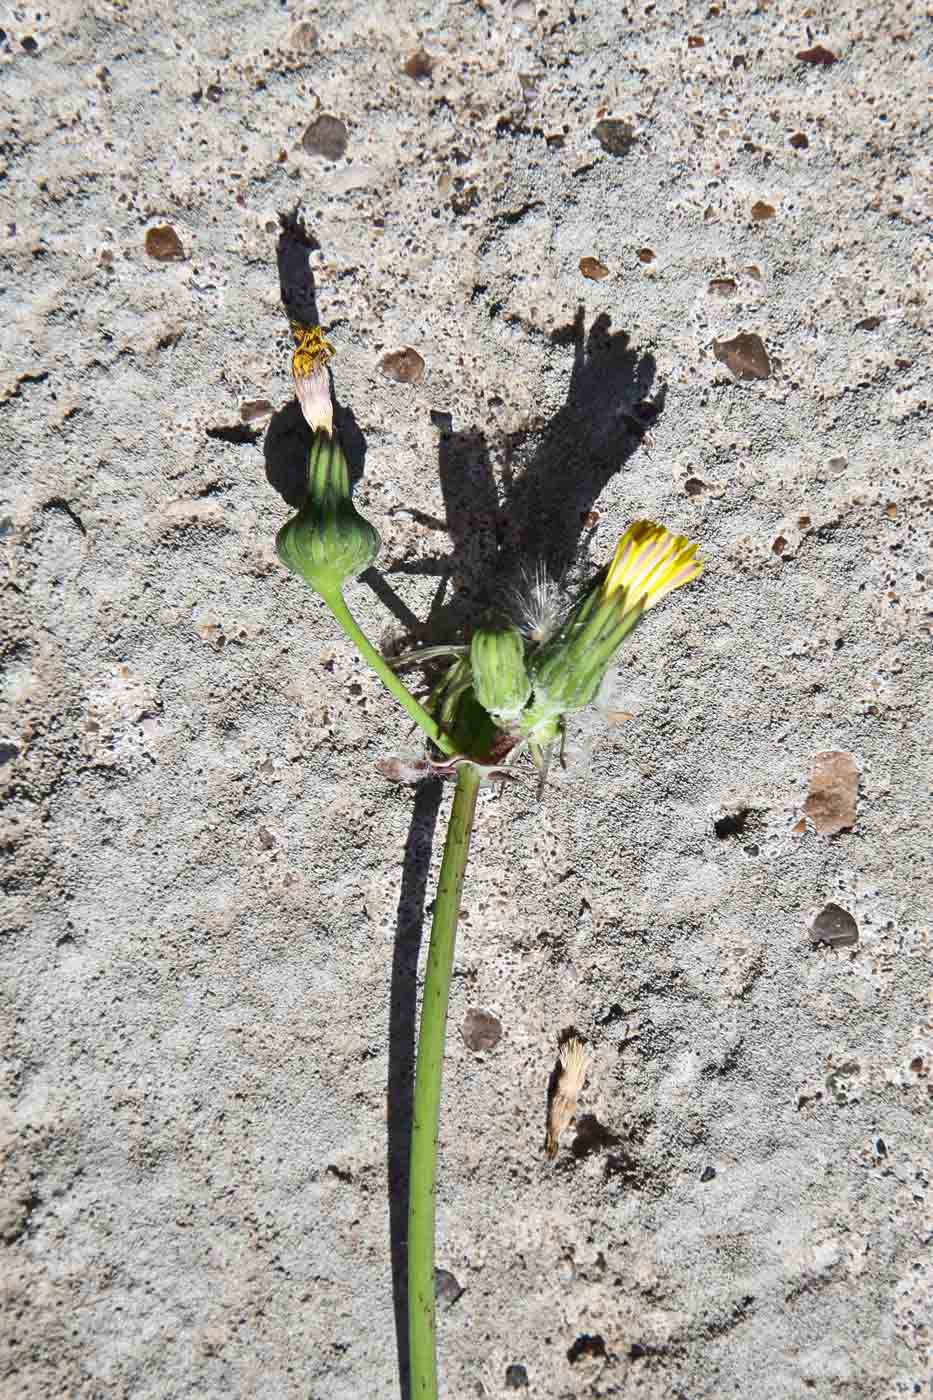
top-left (593, 118), bottom-right (635, 155)
top-left (404, 49), bottom-right (434, 80)
top-left (810, 903), bottom-right (859, 948)
top-left (797, 44), bottom-right (839, 65)
top-left (804, 750), bottom-right (859, 834)
top-left (505, 1363), bottom-right (529, 1389)
top-left (302, 115), bottom-right (348, 160)
top-left (145, 225), bottom-right (185, 261)
top-left (461, 1008), bottom-right (502, 1051)
top-left (713, 332), bottom-right (771, 381)
top-left (381, 348), bottom-right (425, 384)
top-left (434, 1268), bottom-right (463, 1308)
top-left (579, 256), bottom-right (610, 281)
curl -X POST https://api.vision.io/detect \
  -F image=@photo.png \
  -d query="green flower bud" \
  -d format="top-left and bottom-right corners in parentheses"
top-left (429, 655), bottom-right (498, 759)
top-left (275, 430), bottom-right (380, 600)
top-left (469, 617), bottom-right (532, 728)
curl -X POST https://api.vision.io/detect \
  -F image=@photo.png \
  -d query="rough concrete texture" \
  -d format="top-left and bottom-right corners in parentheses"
top-left (1, 1), bottom-right (930, 1397)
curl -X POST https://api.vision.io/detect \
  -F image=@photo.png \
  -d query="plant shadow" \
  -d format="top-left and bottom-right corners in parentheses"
top-left (385, 306), bottom-right (664, 642)
top-left (502, 308), bottom-right (664, 578)
top-left (261, 222), bottom-right (663, 1400)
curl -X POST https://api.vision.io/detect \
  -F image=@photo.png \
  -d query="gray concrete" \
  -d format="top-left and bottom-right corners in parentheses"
top-left (1, 2), bottom-right (929, 1397)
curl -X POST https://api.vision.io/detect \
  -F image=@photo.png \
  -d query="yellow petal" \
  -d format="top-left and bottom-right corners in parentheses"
top-left (604, 519), bottom-right (702, 610)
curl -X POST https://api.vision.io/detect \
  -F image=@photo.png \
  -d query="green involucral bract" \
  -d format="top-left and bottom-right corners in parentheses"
top-left (469, 617), bottom-right (532, 727)
top-left (518, 579), bottom-right (646, 746)
top-left (276, 431), bottom-right (380, 600)
top-left (430, 655), bottom-right (499, 760)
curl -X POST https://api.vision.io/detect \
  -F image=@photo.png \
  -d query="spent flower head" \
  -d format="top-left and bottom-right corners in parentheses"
top-left (291, 320), bottom-right (335, 435)
top-left (545, 1036), bottom-right (592, 1159)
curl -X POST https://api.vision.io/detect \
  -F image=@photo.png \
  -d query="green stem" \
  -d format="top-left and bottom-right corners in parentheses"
top-left (408, 762), bottom-right (482, 1400)
top-left (324, 590), bottom-right (457, 756)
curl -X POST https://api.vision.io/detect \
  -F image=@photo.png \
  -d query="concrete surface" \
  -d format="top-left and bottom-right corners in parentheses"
top-left (1, 1), bottom-right (930, 1397)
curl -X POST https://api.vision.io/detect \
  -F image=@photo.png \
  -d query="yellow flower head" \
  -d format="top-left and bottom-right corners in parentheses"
top-left (519, 517), bottom-right (703, 764)
top-left (604, 519), bottom-right (702, 612)
top-left (290, 321), bottom-right (335, 435)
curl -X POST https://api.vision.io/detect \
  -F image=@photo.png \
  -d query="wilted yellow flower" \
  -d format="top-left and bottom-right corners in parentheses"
top-left (290, 320), bottom-right (335, 435)
top-left (603, 519), bottom-right (702, 613)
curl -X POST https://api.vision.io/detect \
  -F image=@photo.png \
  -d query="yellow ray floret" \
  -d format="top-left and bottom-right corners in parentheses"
top-left (604, 519), bottom-right (702, 611)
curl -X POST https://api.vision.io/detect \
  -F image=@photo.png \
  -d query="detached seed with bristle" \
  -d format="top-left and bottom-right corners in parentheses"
top-left (545, 1036), bottom-right (592, 1159)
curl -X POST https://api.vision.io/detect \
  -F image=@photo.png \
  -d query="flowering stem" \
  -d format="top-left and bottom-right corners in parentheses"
top-left (324, 590), bottom-right (457, 757)
top-left (408, 761), bottom-right (481, 1400)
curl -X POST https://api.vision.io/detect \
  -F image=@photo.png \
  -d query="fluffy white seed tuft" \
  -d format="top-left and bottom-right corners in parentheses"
top-left (509, 562), bottom-right (566, 645)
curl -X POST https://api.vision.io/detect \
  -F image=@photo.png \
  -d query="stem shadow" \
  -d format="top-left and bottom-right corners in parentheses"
top-left (387, 780), bottom-right (444, 1400)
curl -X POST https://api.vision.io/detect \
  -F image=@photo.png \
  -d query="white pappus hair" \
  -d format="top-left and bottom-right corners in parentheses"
top-left (508, 561), bottom-right (567, 646)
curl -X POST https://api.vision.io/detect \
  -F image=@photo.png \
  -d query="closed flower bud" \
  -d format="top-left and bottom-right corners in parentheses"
top-left (276, 431), bottom-right (380, 600)
top-left (469, 617), bottom-right (532, 728)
